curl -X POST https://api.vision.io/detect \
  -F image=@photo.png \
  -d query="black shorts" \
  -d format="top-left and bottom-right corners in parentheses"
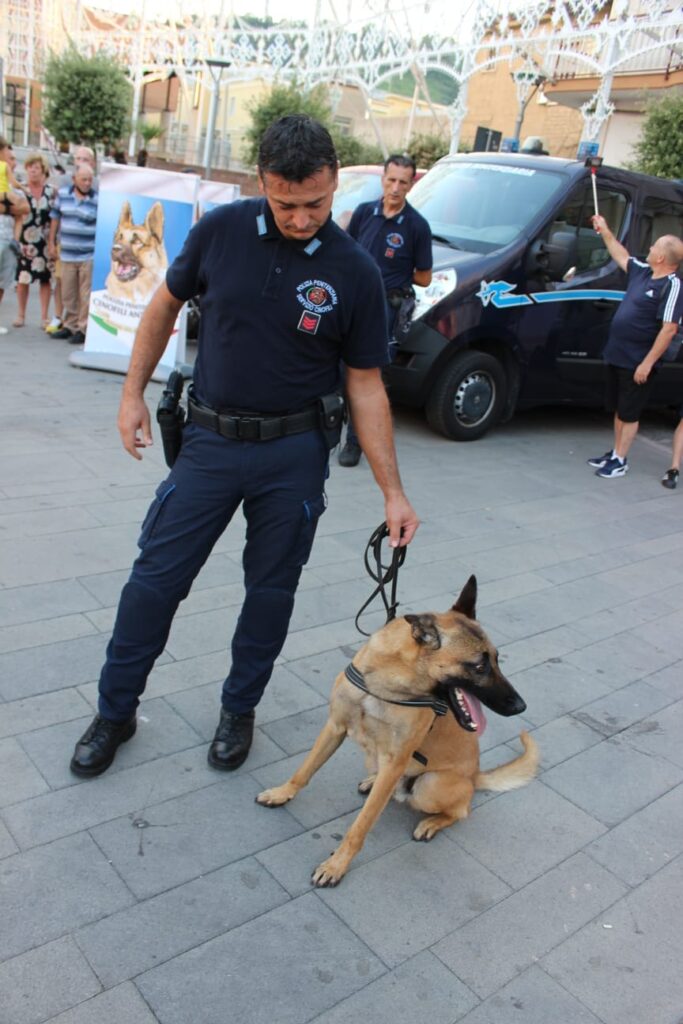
top-left (604, 364), bottom-right (656, 423)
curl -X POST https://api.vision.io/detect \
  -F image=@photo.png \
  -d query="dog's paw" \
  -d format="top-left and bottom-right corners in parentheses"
top-left (311, 854), bottom-right (348, 888)
top-left (255, 784), bottom-right (296, 807)
top-left (413, 816), bottom-right (446, 842)
top-left (357, 774), bottom-right (376, 795)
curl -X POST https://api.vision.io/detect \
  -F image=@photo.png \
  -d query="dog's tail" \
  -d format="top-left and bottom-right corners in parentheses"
top-left (475, 731), bottom-right (539, 792)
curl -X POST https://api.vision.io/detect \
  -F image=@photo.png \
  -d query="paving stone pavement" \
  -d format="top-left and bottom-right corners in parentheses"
top-left (1, 307), bottom-right (682, 1024)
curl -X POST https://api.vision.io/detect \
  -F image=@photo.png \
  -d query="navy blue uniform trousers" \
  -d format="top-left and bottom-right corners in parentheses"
top-left (97, 422), bottom-right (328, 721)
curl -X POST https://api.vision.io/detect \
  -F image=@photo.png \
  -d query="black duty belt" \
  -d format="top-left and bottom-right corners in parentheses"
top-left (188, 396), bottom-right (319, 442)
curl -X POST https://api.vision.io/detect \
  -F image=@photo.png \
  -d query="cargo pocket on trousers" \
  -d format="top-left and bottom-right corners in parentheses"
top-left (137, 481), bottom-right (176, 549)
top-left (288, 493), bottom-right (327, 569)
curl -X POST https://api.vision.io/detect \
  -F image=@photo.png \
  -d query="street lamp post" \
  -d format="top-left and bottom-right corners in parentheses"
top-left (203, 58), bottom-right (231, 180)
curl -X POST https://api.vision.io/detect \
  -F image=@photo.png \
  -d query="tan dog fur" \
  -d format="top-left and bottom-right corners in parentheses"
top-left (257, 577), bottom-right (539, 887)
top-left (105, 201), bottom-right (168, 302)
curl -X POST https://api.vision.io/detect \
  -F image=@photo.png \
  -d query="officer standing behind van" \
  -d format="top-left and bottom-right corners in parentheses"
top-left (338, 154), bottom-right (433, 467)
top-left (69, 116), bottom-right (419, 779)
top-left (588, 214), bottom-right (683, 478)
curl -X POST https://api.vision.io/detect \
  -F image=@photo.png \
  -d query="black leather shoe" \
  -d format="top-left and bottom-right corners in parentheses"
top-left (70, 714), bottom-right (137, 777)
top-left (208, 709), bottom-right (255, 771)
top-left (338, 440), bottom-right (362, 467)
top-left (52, 327), bottom-right (74, 340)
top-left (69, 330), bottom-right (85, 345)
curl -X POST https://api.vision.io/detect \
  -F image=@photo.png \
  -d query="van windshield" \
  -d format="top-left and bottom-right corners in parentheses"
top-left (409, 161), bottom-right (565, 254)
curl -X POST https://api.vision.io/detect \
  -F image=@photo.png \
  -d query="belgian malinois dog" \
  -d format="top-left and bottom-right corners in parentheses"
top-left (257, 576), bottom-right (539, 887)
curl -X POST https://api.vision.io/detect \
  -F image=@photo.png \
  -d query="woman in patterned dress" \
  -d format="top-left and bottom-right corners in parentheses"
top-left (14, 153), bottom-right (54, 327)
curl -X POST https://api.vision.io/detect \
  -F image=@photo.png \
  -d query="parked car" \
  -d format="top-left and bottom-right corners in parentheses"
top-left (386, 152), bottom-right (683, 439)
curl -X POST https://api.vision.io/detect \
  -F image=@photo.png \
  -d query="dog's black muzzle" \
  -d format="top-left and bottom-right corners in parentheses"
top-left (440, 674), bottom-right (526, 718)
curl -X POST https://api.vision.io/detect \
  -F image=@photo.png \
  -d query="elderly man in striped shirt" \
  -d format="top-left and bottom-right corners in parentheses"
top-left (48, 164), bottom-right (98, 345)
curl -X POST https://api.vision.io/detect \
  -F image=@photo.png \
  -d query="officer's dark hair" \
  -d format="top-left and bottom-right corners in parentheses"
top-left (258, 115), bottom-right (338, 182)
top-left (384, 153), bottom-right (416, 178)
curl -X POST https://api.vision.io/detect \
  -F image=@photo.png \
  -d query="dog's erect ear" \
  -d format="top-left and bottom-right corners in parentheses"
top-left (145, 202), bottom-right (165, 242)
top-left (452, 575), bottom-right (477, 619)
top-left (118, 201), bottom-right (133, 227)
top-left (405, 613), bottom-right (441, 649)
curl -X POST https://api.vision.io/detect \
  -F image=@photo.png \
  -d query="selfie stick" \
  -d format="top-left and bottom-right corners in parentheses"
top-left (585, 155), bottom-right (603, 225)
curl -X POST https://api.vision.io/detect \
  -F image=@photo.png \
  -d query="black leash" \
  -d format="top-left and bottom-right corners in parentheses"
top-left (354, 522), bottom-right (407, 636)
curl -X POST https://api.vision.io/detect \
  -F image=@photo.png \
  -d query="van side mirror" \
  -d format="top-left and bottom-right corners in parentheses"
top-left (527, 231), bottom-right (577, 280)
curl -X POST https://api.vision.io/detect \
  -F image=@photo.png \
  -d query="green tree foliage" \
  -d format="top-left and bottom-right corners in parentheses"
top-left (408, 133), bottom-right (450, 169)
top-left (633, 95), bottom-right (683, 180)
top-left (43, 47), bottom-right (132, 146)
top-left (244, 81), bottom-right (384, 168)
top-left (243, 82), bottom-right (333, 166)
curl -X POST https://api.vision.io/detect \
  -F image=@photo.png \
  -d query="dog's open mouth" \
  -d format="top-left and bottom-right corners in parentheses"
top-left (442, 685), bottom-right (487, 734)
top-left (113, 260), bottom-right (140, 282)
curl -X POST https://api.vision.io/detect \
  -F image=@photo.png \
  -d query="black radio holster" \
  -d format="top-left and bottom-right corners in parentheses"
top-left (156, 370), bottom-right (186, 468)
top-left (318, 391), bottom-right (345, 450)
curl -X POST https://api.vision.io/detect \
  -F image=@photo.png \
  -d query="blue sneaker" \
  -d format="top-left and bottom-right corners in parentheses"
top-left (587, 450), bottom-right (613, 468)
top-left (596, 456), bottom-right (628, 478)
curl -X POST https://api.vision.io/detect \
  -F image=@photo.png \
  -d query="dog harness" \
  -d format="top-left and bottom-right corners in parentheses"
top-left (344, 663), bottom-right (449, 716)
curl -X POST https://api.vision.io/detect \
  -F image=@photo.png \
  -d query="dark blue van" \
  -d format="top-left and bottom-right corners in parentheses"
top-left (387, 153), bottom-right (683, 439)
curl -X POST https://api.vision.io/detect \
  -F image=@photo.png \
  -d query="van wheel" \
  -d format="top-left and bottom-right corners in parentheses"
top-left (426, 351), bottom-right (506, 440)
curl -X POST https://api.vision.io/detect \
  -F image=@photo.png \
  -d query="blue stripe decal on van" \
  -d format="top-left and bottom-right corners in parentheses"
top-left (529, 290), bottom-right (625, 303)
top-left (477, 279), bottom-right (626, 310)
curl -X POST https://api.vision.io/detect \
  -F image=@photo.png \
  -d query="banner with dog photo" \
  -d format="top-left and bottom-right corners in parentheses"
top-left (71, 164), bottom-right (199, 380)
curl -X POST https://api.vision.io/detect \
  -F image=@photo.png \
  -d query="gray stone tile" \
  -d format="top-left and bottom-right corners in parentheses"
top-left (454, 965), bottom-right (603, 1024)
top-left (0, 936), bottom-right (101, 1024)
top-left (285, 648), bottom-right (359, 699)
top-left (3, 746), bottom-right (219, 849)
top-left (572, 679), bottom-right (675, 737)
top-left (641, 659), bottom-right (683, 700)
top-left (19, 698), bottom-right (203, 790)
top-left (310, 950), bottom-right (477, 1024)
top-left (76, 857), bottom-right (288, 986)
top-left (0, 737), bottom-right (49, 806)
top-left (42, 982), bottom-right (159, 1024)
top-left (0, 818), bottom-right (19, 859)
top-left (0, 632), bottom-right (169, 702)
top-left (432, 853), bottom-right (627, 998)
top-left (0, 505), bottom-right (103, 539)
top-left (0, 613), bottom-right (98, 655)
top-left (136, 893), bottom-right (384, 1024)
top-left (317, 838), bottom-right (511, 968)
top-left (0, 832), bottom-right (134, 962)
top-left (563, 632), bottom-right (676, 688)
top-left (0, 523), bottom-right (144, 588)
top-left (619, 699), bottom-right (683, 769)
top-left (77, 649), bottom-right (231, 711)
top-left (542, 857), bottom-right (683, 1024)
top-left (163, 604), bottom-right (240, 660)
top-left (0, 687), bottom-right (93, 740)
top-left (566, 591), bottom-right (681, 643)
top-left (256, 800), bottom-right (415, 898)
top-left (585, 783), bottom-right (683, 886)
top-left (508, 658), bottom-right (613, 728)
top-left (446, 781), bottom-right (606, 888)
top-left (543, 734), bottom-right (683, 827)
top-left (477, 713), bottom-right (535, 754)
top-left (251, 740), bottom-right (367, 829)
top-left (165, 666), bottom-right (325, 741)
top-left (90, 775), bottom-right (303, 898)
top-left (261, 705), bottom-right (331, 756)
top-left (524, 715), bottom-right (602, 770)
top-left (498, 627), bottom-right (586, 676)
top-left (0, 578), bottom-right (101, 628)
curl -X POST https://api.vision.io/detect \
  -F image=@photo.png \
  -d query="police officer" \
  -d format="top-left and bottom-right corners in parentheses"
top-left (70, 116), bottom-right (419, 778)
top-left (338, 153), bottom-right (433, 467)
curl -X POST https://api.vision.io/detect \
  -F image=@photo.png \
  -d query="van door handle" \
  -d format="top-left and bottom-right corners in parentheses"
top-left (592, 299), bottom-right (614, 310)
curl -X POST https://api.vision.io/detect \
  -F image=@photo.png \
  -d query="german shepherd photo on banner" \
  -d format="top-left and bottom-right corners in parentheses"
top-left (105, 200), bottom-right (168, 304)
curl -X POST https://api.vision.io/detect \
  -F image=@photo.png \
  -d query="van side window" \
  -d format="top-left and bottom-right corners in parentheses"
top-left (636, 198), bottom-right (683, 258)
top-left (545, 186), bottom-right (627, 274)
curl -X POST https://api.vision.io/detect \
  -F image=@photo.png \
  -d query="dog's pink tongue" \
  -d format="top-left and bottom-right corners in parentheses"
top-left (465, 693), bottom-right (487, 735)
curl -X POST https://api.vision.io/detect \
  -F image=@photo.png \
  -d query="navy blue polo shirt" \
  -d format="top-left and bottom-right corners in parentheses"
top-left (166, 198), bottom-right (388, 413)
top-left (347, 199), bottom-right (432, 291)
top-left (603, 257), bottom-right (683, 369)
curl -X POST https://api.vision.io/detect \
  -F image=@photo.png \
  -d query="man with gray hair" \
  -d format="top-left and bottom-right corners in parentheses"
top-left (588, 215), bottom-right (683, 479)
